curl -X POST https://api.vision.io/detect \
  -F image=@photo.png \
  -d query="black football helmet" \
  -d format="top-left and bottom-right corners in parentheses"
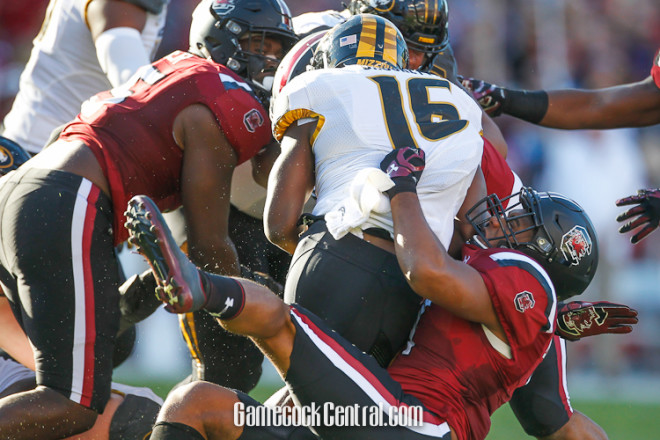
top-left (0, 135), bottom-right (31, 176)
top-left (311, 14), bottom-right (408, 70)
top-left (466, 187), bottom-right (599, 300)
top-left (188, 0), bottom-right (298, 104)
top-left (349, 0), bottom-right (449, 68)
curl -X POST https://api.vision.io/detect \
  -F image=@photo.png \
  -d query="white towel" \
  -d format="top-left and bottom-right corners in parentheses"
top-left (325, 168), bottom-right (394, 240)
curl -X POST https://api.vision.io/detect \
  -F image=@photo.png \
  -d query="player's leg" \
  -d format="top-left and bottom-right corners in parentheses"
top-left (125, 195), bottom-right (295, 365)
top-left (0, 169), bottom-right (119, 439)
top-left (284, 219), bottom-right (421, 366)
top-left (178, 310), bottom-right (264, 391)
top-left (151, 381), bottom-right (316, 440)
top-left (126, 196), bottom-right (451, 439)
top-left (509, 335), bottom-right (607, 440)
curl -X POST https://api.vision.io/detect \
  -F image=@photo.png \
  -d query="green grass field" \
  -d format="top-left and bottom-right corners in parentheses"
top-left (133, 379), bottom-right (660, 439)
top-left (487, 401), bottom-right (660, 439)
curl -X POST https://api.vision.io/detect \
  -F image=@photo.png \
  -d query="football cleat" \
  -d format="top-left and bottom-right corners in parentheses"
top-left (124, 195), bottom-right (207, 313)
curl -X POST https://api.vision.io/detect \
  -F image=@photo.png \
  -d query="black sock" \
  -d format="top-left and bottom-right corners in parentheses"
top-left (150, 421), bottom-right (205, 440)
top-left (200, 272), bottom-right (246, 319)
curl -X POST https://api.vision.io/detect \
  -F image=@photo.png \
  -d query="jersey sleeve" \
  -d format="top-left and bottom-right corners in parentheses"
top-left (205, 72), bottom-right (273, 164)
top-left (271, 74), bottom-right (325, 143)
top-left (480, 250), bottom-right (557, 349)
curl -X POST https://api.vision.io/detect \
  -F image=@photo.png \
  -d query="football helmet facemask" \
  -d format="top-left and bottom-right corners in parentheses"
top-left (189, 0), bottom-right (298, 105)
top-left (466, 187), bottom-right (599, 300)
top-left (349, 0), bottom-right (449, 69)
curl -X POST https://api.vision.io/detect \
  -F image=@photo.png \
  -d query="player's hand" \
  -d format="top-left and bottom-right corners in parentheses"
top-left (240, 265), bottom-right (284, 297)
top-left (457, 76), bottom-right (506, 117)
top-left (556, 301), bottom-right (638, 341)
top-left (380, 147), bottom-right (425, 198)
top-left (615, 188), bottom-right (660, 244)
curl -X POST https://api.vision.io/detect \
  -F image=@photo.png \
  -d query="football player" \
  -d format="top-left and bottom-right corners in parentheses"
top-left (1, 0), bottom-right (170, 155)
top-left (124, 143), bottom-right (599, 440)
top-left (265, 14), bottom-right (485, 367)
top-left (458, 50), bottom-right (660, 245)
top-left (272, 7), bottom-right (638, 440)
top-left (0, 0), bottom-right (297, 437)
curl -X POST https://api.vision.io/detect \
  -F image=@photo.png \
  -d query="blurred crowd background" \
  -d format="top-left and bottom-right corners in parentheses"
top-left (1, 0), bottom-right (660, 401)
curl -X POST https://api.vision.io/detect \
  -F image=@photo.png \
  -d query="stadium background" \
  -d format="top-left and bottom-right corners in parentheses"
top-left (1, 1), bottom-right (659, 438)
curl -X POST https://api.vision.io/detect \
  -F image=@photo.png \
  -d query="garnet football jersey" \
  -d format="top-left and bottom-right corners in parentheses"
top-left (60, 51), bottom-right (271, 244)
top-left (388, 245), bottom-right (557, 440)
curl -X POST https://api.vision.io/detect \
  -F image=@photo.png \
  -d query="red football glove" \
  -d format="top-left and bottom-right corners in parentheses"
top-left (380, 147), bottom-right (426, 198)
top-left (615, 188), bottom-right (660, 244)
top-left (556, 301), bottom-right (638, 341)
top-left (457, 76), bottom-right (506, 117)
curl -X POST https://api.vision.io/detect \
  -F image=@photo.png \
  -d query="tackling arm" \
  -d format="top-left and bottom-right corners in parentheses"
top-left (264, 122), bottom-right (316, 255)
top-left (382, 148), bottom-right (502, 335)
top-left (175, 104), bottom-right (241, 276)
top-left (461, 76), bottom-right (660, 129)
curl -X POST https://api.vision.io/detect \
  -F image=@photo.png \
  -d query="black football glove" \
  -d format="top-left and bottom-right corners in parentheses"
top-left (615, 188), bottom-right (660, 244)
top-left (380, 147), bottom-right (425, 199)
top-left (240, 265), bottom-right (284, 297)
top-left (556, 300), bottom-right (638, 341)
top-left (118, 269), bottom-right (161, 334)
top-left (457, 76), bottom-right (506, 117)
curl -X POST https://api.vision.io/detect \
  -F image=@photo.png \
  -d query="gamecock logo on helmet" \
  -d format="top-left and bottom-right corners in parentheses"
top-left (561, 225), bottom-right (592, 266)
top-left (514, 291), bottom-right (535, 313)
top-left (243, 109), bottom-right (265, 133)
top-left (213, 0), bottom-right (235, 16)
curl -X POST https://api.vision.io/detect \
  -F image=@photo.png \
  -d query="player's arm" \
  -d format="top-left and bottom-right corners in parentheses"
top-left (540, 77), bottom-right (660, 128)
top-left (175, 104), bottom-right (241, 276)
top-left (382, 149), bottom-right (503, 336)
top-left (462, 76), bottom-right (660, 129)
top-left (251, 139), bottom-right (281, 188)
top-left (264, 121), bottom-right (316, 255)
top-left (87, 0), bottom-right (152, 87)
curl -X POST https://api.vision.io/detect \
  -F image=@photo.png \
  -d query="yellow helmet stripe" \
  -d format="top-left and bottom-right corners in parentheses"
top-left (356, 15), bottom-right (378, 59)
top-left (382, 22), bottom-right (399, 66)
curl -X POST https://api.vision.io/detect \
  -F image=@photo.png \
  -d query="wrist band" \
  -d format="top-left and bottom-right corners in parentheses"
top-left (501, 90), bottom-right (549, 124)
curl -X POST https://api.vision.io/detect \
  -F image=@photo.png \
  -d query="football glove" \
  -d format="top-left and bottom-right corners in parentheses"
top-left (615, 188), bottom-right (660, 244)
top-left (240, 265), bottom-right (284, 297)
top-left (556, 300), bottom-right (638, 341)
top-left (458, 76), bottom-right (506, 117)
top-left (380, 147), bottom-right (426, 198)
top-left (118, 269), bottom-right (161, 333)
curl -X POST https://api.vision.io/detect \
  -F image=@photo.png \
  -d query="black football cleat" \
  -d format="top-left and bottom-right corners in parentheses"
top-left (124, 195), bottom-right (207, 313)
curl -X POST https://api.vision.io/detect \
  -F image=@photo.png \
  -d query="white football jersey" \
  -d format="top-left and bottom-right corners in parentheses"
top-left (1, 0), bottom-right (167, 153)
top-left (292, 9), bottom-right (348, 36)
top-left (272, 65), bottom-right (484, 248)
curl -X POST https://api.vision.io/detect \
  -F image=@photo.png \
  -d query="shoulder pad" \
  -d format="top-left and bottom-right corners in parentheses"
top-left (121, 0), bottom-right (168, 15)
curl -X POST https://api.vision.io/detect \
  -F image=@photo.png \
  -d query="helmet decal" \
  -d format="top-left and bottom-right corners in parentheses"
top-left (561, 225), bottom-right (592, 266)
top-left (514, 291), bottom-right (536, 313)
top-left (212, 0), bottom-right (236, 16)
top-left (369, 0), bottom-right (396, 13)
top-left (340, 34), bottom-right (358, 47)
top-left (0, 147), bottom-right (15, 170)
